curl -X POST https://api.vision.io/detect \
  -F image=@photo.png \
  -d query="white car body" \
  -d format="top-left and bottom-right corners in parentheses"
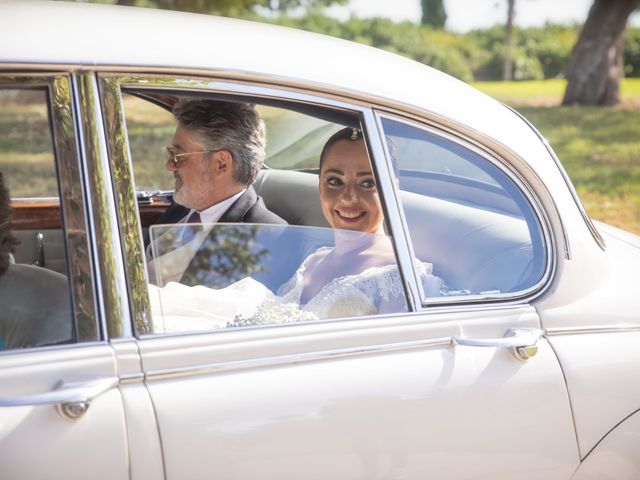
top-left (0, 2), bottom-right (639, 479)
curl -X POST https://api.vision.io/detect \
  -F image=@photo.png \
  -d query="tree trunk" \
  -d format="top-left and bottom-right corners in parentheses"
top-left (503, 0), bottom-right (516, 81)
top-left (562, 0), bottom-right (640, 106)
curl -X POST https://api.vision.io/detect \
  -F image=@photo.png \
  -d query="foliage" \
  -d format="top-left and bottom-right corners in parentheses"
top-left (421, 0), bottom-right (446, 29)
top-left (273, 14), bottom-right (483, 82)
top-left (81, 2), bottom-right (640, 82)
top-left (270, 14), bottom-right (640, 83)
top-left (467, 24), bottom-right (578, 80)
top-left (625, 27), bottom-right (640, 76)
top-left (108, 0), bottom-right (347, 14)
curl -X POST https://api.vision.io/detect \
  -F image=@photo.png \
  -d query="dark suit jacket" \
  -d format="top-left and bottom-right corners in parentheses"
top-left (155, 185), bottom-right (285, 226)
top-left (145, 185), bottom-right (286, 246)
top-left (147, 186), bottom-right (287, 287)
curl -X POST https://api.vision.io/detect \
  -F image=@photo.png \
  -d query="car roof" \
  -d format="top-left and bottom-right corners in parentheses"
top-left (0, 1), bottom-right (550, 170)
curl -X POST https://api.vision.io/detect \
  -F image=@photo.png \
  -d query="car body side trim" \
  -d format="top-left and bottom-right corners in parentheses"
top-left (545, 325), bottom-right (640, 336)
top-left (144, 336), bottom-right (453, 381)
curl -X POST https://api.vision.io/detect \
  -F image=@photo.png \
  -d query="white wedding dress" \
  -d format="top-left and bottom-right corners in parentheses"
top-left (149, 247), bottom-right (443, 333)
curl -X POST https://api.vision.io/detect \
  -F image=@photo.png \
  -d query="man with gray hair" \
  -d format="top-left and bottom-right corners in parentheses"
top-left (147, 98), bottom-right (285, 286)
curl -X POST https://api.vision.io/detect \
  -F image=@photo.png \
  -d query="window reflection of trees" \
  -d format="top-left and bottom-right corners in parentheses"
top-left (181, 225), bottom-right (269, 289)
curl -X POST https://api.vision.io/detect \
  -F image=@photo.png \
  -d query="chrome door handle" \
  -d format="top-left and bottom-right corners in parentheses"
top-left (33, 232), bottom-right (45, 267)
top-left (453, 327), bottom-right (543, 361)
top-left (0, 377), bottom-right (118, 419)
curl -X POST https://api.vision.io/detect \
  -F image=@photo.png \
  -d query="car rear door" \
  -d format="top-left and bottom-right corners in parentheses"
top-left (0, 74), bottom-right (131, 479)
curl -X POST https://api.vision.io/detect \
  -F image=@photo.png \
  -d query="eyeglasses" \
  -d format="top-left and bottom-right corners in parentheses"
top-left (166, 146), bottom-right (212, 167)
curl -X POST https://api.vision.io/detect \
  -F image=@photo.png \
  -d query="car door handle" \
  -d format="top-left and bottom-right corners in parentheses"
top-left (453, 327), bottom-right (543, 361)
top-left (0, 377), bottom-right (118, 419)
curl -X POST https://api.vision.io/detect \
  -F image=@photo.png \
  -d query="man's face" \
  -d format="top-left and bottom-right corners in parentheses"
top-left (166, 126), bottom-right (216, 211)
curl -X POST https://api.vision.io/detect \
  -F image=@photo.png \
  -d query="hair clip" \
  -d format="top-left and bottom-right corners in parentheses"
top-left (350, 128), bottom-right (361, 140)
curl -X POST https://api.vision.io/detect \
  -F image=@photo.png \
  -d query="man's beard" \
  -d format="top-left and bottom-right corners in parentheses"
top-left (172, 168), bottom-right (212, 210)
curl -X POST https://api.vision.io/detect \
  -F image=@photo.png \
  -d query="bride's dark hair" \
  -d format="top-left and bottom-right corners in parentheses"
top-left (0, 172), bottom-right (19, 277)
top-left (319, 127), bottom-right (399, 178)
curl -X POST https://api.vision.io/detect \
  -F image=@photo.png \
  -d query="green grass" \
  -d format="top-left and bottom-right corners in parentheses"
top-left (471, 78), bottom-right (640, 107)
top-left (472, 79), bottom-right (640, 234)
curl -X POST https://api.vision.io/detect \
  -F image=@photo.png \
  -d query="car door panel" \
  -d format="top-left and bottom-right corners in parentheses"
top-left (0, 346), bottom-right (129, 480)
top-left (548, 331), bottom-right (640, 458)
top-left (571, 409), bottom-right (640, 480)
top-left (140, 307), bottom-right (579, 479)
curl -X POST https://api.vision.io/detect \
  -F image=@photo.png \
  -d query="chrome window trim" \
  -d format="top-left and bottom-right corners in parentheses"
top-left (506, 106), bottom-right (605, 251)
top-left (10, 197), bottom-right (60, 203)
top-left (74, 73), bottom-right (131, 339)
top-left (362, 109), bottom-right (422, 311)
top-left (0, 73), bottom-right (101, 344)
top-left (373, 111), bottom-right (555, 308)
top-left (144, 336), bottom-right (453, 381)
top-left (99, 76), bottom-right (153, 335)
top-left (0, 340), bottom-right (110, 358)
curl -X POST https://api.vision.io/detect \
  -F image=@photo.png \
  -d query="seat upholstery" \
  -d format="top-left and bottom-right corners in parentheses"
top-left (254, 169), bottom-right (329, 228)
top-left (401, 191), bottom-right (535, 293)
top-left (0, 263), bottom-right (73, 350)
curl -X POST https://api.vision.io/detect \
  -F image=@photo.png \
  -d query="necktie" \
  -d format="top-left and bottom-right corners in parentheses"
top-left (185, 210), bottom-right (201, 224)
top-left (181, 210), bottom-right (202, 243)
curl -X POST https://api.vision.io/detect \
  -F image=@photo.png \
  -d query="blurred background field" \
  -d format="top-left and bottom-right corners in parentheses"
top-left (472, 78), bottom-right (640, 234)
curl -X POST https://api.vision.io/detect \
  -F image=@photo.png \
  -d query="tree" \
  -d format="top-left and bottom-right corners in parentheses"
top-left (421, 0), bottom-right (446, 29)
top-left (502, 0), bottom-right (516, 81)
top-left (562, 0), bottom-right (640, 106)
top-left (149, 0), bottom-right (346, 15)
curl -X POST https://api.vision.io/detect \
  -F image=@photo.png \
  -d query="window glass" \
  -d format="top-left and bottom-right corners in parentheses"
top-left (124, 94), bottom-right (175, 193)
top-left (148, 224), bottom-right (415, 332)
top-left (381, 117), bottom-right (546, 299)
top-left (0, 90), bottom-right (57, 198)
top-left (120, 92), bottom-right (414, 333)
top-left (0, 88), bottom-right (74, 351)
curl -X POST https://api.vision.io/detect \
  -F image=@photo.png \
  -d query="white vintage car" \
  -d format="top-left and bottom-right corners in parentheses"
top-left (1, 2), bottom-right (639, 479)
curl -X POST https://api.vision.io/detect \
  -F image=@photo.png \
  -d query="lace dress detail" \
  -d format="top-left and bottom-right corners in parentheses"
top-left (150, 248), bottom-right (443, 332)
top-left (231, 247), bottom-right (442, 325)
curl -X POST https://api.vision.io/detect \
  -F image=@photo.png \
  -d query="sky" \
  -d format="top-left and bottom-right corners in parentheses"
top-left (325, 0), bottom-right (640, 32)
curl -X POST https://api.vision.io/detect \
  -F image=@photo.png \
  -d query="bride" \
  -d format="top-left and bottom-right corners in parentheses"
top-left (150, 127), bottom-right (442, 331)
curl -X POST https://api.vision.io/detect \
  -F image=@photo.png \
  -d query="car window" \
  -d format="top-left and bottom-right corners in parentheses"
top-left (147, 223), bottom-right (417, 332)
top-left (117, 91), bottom-right (418, 334)
top-left (379, 116), bottom-right (547, 300)
top-left (0, 87), bottom-right (77, 350)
